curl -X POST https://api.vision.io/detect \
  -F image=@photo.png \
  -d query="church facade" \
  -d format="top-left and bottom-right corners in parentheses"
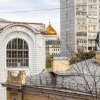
top-left (45, 22), bottom-right (60, 56)
top-left (0, 19), bottom-right (46, 100)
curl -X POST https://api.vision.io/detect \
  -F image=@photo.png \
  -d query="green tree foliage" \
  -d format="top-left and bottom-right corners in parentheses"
top-left (70, 50), bottom-right (95, 64)
top-left (46, 55), bottom-right (53, 68)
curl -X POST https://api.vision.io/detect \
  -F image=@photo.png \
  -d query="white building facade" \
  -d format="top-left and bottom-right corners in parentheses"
top-left (0, 19), bottom-right (46, 100)
top-left (46, 40), bottom-right (60, 56)
top-left (60, 0), bottom-right (99, 57)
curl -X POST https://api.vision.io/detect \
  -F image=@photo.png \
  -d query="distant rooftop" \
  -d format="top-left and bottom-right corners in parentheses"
top-left (46, 40), bottom-right (60, 45)
top-left (0, 18), bottom-right (10, 22)
top-left (0, 18), bottom-right (44, 25)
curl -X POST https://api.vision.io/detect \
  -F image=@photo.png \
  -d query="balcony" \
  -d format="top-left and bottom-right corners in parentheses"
top-left (77, 43), bottom-right (87, 46)
top-left (88, 9), bottom-right (97, 13)
top-left (88, 36), bottom-right (97, 40)
top-left (88, 22), bottom-right (97, 26)
top-left (76, 15), bottom-right (87, 18)
top-left (77, 9), bottom-right (87, 12)
top-left (77, 29), bottom-right (87, 33)
top-left (88, 2), bottom-right (97, 5)
top-left (88, 30), bottom-right (97, 33)
top-left (76, 2), bottom-right (87, 5)
top-left (88, 43), bottom-right (95, 47)
top-left (77, 36), bottom-right (87, 39)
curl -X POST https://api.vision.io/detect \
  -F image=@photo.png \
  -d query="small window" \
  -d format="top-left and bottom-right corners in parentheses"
top-left (11, 93), bottom-right (18, 100)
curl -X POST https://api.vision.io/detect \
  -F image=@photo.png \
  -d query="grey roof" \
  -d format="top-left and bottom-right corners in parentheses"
top-left (0, 18), bottom-right (9, 22)
top-left (46, 40), bottom-right (60, 45)
top-left (26, 59), bottom-right (100, 94)
top-left (54, 59), bottom-right (100, 93)
top-left (26, 71), bottom-right (52, 86)
top-left (55, 59), bottom-right (100, 76)
top-left (53, 56), bottom-right (69, 60)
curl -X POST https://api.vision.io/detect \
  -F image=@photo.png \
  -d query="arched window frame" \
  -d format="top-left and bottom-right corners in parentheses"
top-left (6, 38), bottom-right (29, 68)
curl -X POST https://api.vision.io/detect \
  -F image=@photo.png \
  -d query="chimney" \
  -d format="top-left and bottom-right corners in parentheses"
top-left (7, 71), bottom-right (26, 84)
top-left (51, 56), bottom-right (69, 72)
top-left (95, 51), bottom-right (100, 64)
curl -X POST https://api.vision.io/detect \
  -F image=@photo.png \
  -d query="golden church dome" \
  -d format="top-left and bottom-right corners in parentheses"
top-left (46, 22), bottom-right (57, 35)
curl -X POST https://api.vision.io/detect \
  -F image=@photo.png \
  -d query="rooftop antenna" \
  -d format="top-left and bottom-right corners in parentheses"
top-left (49, 19), bottom-right (51, 24)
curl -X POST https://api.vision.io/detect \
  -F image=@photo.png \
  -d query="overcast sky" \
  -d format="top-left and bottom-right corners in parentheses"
top-left (0, 0), bottom-right (60, 35)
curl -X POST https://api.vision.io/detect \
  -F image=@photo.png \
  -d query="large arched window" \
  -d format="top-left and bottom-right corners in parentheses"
top-left (6, 38), bottom-right (29, 67)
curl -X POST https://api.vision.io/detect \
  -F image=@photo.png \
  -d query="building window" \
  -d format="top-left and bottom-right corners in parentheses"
top-left (6, 38), bottom-right (29, 68)
top-left (11, 93), bottom-right (18, 100)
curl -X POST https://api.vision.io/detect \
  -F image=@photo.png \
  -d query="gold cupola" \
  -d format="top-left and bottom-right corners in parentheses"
top-left (46, 21), bottom-right (57, 35)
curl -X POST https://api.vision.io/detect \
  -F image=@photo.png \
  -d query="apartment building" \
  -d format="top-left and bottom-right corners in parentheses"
top-left (60, 0), bottom-right (99, 57)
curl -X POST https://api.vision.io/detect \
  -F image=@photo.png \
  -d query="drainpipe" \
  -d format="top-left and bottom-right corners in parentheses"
top-left (21, 86), bottom-right (24, 100)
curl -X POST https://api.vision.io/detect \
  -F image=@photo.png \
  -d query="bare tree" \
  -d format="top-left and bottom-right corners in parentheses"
top-left (56, 43), bottom-right (100, 100)
top-left (25, 42), bottom-right (100, 100)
